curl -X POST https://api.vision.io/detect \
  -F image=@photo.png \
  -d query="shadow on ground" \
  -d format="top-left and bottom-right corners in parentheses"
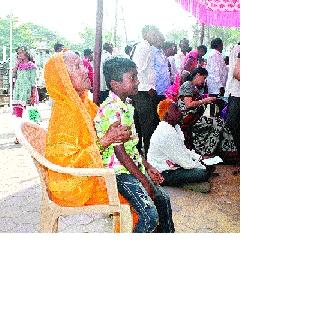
top-left (0, 166), bottom-right (239, 233)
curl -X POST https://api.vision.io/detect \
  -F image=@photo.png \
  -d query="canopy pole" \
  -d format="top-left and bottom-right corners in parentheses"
top-left (93, 0), bottom-right (103, 104)
top-left (121, 5), bottom-right (128, 44)
top-left (113, 0), bottom-right (119, 47)
top-left (9, 16), bottom-right (13, 108)
top-left (200, 23), bottom-right (205, 45)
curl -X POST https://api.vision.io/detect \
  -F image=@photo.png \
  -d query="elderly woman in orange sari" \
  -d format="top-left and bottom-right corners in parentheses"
top-left (44, 51), bottom-right (134, 215)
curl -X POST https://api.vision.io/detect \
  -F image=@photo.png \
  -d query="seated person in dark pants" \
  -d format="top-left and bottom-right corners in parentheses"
top-left (147, 103), bottom-right (211, 193)
top-left (94, 57), bottom-right (175, 233)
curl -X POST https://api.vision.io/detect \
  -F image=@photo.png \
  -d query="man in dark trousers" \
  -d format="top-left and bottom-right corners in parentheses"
top-left (131, 25), bottom-right (164, 157)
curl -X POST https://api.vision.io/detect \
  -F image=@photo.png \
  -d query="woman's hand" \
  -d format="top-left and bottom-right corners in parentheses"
top-left (29, 88), bottom-right (37, 105)
top-left (29, 94), bottom-right (35, 105)
top-left (201, 96), bottom-right (216, 105)
top-left (12, 58), bottom-right (20, 74)
top-left (99, 121), bottom-right (132, 147)
top-left (147, 166), bottom-right (164, 185)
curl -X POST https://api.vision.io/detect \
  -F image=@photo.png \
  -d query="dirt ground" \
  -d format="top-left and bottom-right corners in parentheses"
top-left (166, 164), bottom-right (240, 233)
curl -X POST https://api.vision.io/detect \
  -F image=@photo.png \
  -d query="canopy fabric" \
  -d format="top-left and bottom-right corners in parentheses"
top-left (176, 0), bottom-right (240, 27)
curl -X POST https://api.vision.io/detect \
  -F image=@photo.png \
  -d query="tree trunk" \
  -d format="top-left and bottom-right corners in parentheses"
top-left (93, 0), bottom-right (103, 104)
top-left (200, 23), bottom-right (205, 45)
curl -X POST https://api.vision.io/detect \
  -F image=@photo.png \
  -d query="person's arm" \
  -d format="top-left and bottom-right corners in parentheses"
top-left (29, 69), bottom-right (37, 104)
top-left (183, 95), bottom-right (216, 109)
top-left (99, 121), bottom-right (131, 147)
top-left (233, 57), bottom-right (240, 81)
top-left (180, 82), bottom-right (216, 108)
top-left (141, 157), bottom-right (164, 185)
top-left (114, 145), bottom-right (155, 200)
top-left (160, 128), bottom-right (205, 169)
top-left (132, 44), bottom-right (150, 74)
top-left (12, 58), bottom-right (20, 76)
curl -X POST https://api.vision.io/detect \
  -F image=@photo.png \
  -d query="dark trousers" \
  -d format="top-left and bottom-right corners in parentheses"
top-left (131, 92), bottom-right (161, 157)
top-left (98, 90), bottom-right (109, 105)
top-left (225, 96), bottom-right (240, 155)
top-left (116, 173), bottom-right (175, 233)
top-left (209, 93), bottom-right (226, 117)
top-left (161, 168), bottom-right (210, 187)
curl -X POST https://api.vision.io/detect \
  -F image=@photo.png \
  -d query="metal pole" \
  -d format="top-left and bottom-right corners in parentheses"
top-left (121, 5), bottom-right (127, 44)
top-left (200, 23), bottom-right (205, 45)
top-left (93, 0), bottom-right (104, 104)
top-left (113, 0), bottom-right (118, 47)
top-left (9, 16), bottom-right (13, 108)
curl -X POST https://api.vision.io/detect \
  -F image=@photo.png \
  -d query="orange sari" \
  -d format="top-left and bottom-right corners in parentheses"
top-left (44, 52), bottom-right (133, 212)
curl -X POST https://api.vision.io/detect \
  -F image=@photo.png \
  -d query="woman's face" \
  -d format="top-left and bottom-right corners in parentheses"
top-left (17, 49), bottom-right (27, 61)
top-left (64, 52), bottom-right (91, 94)
top-left (193, 73), bottom-right (207, 86)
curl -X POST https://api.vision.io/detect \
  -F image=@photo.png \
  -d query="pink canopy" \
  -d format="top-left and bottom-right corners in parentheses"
top-left (176, 0), bottom-right (240, 27)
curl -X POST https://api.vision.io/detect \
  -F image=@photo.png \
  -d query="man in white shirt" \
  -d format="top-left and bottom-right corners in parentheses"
top-left (206, 38), bottom-right (228, 117)
top-left (174, 38), bottom-right (191, 73)
top-left (163, 42), bottom-right (178, 84)
top-left (225, 43), bottom-right (240, 157)
top-left (99, 42), bottom-right (114, 104)
top-left (147, 103), bottom-right (211, 192)
top-left (131, 25), bottom-right (163, 156)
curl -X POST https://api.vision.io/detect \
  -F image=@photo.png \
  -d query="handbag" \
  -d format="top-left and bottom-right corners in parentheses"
top-left (22, 105), bottom-right (41, 124)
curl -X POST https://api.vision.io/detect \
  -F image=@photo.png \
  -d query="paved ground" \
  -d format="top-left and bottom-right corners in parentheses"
top-left (0, 103), bottom-right (240, 233)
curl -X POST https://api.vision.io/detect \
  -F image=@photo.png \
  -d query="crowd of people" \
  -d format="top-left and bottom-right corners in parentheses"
top-left (12, 24), bottom-right (240, 233)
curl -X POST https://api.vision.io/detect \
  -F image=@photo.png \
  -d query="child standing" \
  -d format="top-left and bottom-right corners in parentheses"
top-left (94, 57), bottom-right (175, 233)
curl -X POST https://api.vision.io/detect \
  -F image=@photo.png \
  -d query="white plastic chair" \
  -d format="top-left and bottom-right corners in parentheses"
top-left (16, 121), bottom-right (133, 233)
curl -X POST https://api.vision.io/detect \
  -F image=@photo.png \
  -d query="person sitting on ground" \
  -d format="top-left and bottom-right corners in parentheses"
top-left (177, 67), bottom-right (238, 162)
top-left (44, 51), bottom-right (133, 214)
top-left (147, 103), bottom-right (211, 193)
top-left (94, 57), bottom-right (175, 233)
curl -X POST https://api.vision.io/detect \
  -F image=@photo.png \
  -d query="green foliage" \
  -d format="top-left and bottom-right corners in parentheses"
top-left (165, 29), bottom-right (189, 44)
top-left (206, 26), bottom-right (240, 50)
top-left (79, 26), bottom-right (96, 50)
top-left (0, 15), bottom-right (240, 62)
top-left (192, 23), bottom-right (240, 52)
top-left (69, 26), bottom-right (120, 55)
top-left (0, 16), bottom-right (63, 60)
